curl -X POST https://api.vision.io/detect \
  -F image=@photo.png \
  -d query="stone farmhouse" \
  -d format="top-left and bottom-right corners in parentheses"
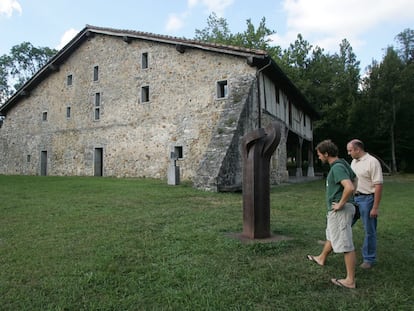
top-left (0, 25), bottom-right (319, 191)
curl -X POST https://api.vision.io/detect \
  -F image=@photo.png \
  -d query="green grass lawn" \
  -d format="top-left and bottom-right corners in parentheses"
top-left (0, 174), bottom-right (413, 310)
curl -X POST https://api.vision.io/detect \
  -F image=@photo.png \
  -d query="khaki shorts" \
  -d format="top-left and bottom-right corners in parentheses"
top-left (326, 202), bottom-right (355, 253)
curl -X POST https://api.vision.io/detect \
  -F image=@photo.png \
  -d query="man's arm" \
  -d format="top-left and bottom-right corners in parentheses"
top-left (370, 183), bottom-right (383, 218)
top-left (332, 179), bottom-right (354, 211)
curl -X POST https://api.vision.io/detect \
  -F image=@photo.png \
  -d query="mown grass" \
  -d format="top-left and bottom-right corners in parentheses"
top-left (0, 174), bottom-right (413, 310)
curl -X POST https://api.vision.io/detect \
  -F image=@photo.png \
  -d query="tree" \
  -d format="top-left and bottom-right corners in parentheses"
top-left (232, 17), bottom-right (276, 51)
top-left (194, 13), bottom-right (279, 55)
top-left (361, 47), bottom-right (404, 172)
top-left (395, 28), bottom-right (414, 64)
top-left (194, 13), bottom-right (233, 44)
top-left (283, 37), bottom-right (360, 155)
top-left (0, 42), bottom-right (57, 104)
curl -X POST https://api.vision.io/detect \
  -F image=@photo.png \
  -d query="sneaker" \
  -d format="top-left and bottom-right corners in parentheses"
top-left (360, 262), bottom-right (372, 269)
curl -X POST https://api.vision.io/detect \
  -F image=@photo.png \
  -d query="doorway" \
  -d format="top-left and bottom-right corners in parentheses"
top-left (94, 148), bottom-right (103, 176)
top-left (40, 150), bottom-right (47, 176)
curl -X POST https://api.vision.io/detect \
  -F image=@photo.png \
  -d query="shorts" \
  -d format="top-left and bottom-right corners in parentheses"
top-left (326, 202), bottom-right (355, 253)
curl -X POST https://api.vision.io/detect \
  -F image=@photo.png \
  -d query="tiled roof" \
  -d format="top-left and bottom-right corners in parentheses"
top-left (85, 25), bottom-right (269, 58)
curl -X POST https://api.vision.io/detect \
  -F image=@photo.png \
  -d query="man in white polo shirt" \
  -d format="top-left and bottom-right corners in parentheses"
top-left (347, 139), bottom-right (383, 269)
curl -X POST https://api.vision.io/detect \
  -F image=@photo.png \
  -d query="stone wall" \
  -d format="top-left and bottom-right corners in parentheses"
top-left (0, 33), bottom-right (261, 187)
top-left (193, 75), bottom-right (258, 191)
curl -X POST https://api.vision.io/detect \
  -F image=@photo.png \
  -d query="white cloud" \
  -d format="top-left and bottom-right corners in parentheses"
top-left (56, 28), bottom-right (78, 50)
top-left (0, 0), bottom-right (22, 17)
top-left (165, 14), bottom-right (185, 33)
top-left (187, 0), bottom-right (198, 8)
top-left (165, 0), bottom-right (234, 34)
top-left (271, 0), bottom-right (414, 52)
top-left (166, 0), bottom-right (234, 34)
top-left (188, 0), bottom-right (234, 16)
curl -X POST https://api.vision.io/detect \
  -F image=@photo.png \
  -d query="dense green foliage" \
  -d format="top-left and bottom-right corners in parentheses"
top-left (0, 42), bottom-right (57, 103)
top-left (0, 175), bottom-right (413, 310)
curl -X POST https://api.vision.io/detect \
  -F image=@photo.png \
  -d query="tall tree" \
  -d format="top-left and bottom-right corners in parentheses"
top-left (394, 29), bottom-right (414, 171)
top-left (395, 28), bottom-right (414, 64)
top-left (232, 17), bottom-right (276, 51)
top-left (194, 13), bottom-right (279, 55)
top-left (194, 12), bottom-right (233, 44)
top-left (361, 47), bottom-right (404, 172)
top-left (278, 33), bottom-right (313, 86)
top-left (287, 38), bottom-right (360, 155)
top-left (0, 42), bottom-right (57, 104)
top-left (0, 55), bottom-right (12, 103)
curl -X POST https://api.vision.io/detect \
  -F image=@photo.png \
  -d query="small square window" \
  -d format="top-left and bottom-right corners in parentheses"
top-left (217, 80), bottom-right (228, 98)
top-left (141, 86), bottom-right (149, 102)
top-left (142, 52), bottom-right (148, 69)
top-left (42, 111), bottom-right (48, 121)
top-left (67, 74), bottom-right (73, 86)
top-left (93, 66), bottom-right (99, 81)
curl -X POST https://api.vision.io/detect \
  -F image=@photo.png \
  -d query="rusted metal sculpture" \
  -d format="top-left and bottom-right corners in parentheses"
top-left (242, 121), bottom-right (282, 239)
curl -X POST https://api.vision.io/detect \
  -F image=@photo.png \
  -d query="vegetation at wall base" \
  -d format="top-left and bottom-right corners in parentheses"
top-left (0, 175), bottom-right (413, 310)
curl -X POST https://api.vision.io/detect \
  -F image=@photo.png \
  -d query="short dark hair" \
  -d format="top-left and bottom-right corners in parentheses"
top-left (316, 139), bottom-right (338, 157)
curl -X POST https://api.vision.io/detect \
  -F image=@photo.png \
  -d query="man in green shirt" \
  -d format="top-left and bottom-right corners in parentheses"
top-left (307, 139), bottom-right (357, 289)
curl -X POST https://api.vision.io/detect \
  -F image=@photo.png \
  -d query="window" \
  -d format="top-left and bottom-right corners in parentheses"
top-left (217, 80), bottom-right (228, 98)
top-left (27, 155), bottom-right (31, 162)
top-left (94, 93), bottom-right (101, 120)
top-left (141, 86), bottom-right (149, 103)
top-left (67, 74), bottom-right (73, 86)
top-left (142, 52), bottom-right (148, 69)
top-left (66, 106), bottom-right (71, 119)
top-left (174, 146), bottom-right (183, 159)
top-left (42, 111), bottom-right (48, 121)
top-left (93, 66), bottom-right (99, 81)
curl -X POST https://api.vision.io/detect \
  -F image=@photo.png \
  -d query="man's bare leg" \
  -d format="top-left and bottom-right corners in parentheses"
top-left (308, 240), bottom-right (333, 266)
top-left (331, 250), bottom-right (356, 289)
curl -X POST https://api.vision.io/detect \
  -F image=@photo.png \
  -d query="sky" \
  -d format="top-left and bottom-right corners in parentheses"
top-left (1, 0), bottom-right (413, 73)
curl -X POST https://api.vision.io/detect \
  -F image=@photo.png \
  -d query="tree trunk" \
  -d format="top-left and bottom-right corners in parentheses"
top-left (391, 103), bottom-right (397, 173)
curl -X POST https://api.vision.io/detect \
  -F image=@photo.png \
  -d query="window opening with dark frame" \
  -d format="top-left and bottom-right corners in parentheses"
top-left (66, 106), bottom-right (71, 119)
top-left (67, 74), bottom-right (73, 86)
top-left (141, 86), bottom-right (149, 103)
top-left (142, 52), bottom-right (148, 69)
top-left (93, 66), bottom-right (99, 81)
top-left (42, 111), bottom-right (48, 121)
top-left (174, 146), bottom-right (183, 159)
top-left (94, 93), bottom-right (101, 120)
top-left (217, 80), bottom-right (228, 98)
